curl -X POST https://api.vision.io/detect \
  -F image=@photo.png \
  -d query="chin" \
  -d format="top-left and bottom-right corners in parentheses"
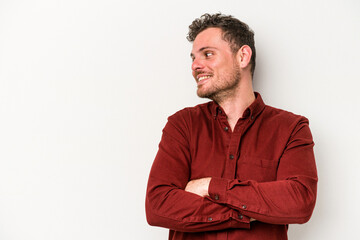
top-left (197, 89), bottom-right (208, 98)
top-left (197, 91), bottom-right (215, 100)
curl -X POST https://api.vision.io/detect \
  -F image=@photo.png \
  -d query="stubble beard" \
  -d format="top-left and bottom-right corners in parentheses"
top-left (197, 64), bottom-right (241, 104)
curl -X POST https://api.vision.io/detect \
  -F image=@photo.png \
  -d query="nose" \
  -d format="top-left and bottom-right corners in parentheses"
top-left (191, 58), bottom-right (204, 72)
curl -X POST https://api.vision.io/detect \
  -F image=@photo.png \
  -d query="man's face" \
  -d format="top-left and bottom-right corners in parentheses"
top-left (191, 27), bottom-right (241, 102)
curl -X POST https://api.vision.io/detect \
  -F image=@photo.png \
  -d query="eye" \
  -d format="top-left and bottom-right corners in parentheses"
top-left (205, 52), bottom-right (213, 58)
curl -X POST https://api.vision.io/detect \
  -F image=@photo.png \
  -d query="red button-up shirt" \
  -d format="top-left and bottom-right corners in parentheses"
top-left (146, 93), bottom-right (317, 240)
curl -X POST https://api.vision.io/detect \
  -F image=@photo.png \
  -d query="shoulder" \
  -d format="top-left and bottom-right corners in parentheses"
top-left (258, 105), bottom-right (313, 143)
top-left (168, 101), bottom-right (214, 122)
top-left (162, 102), bottom-right (213, 142)
top-left (261, 105), bottom-right (309, 129)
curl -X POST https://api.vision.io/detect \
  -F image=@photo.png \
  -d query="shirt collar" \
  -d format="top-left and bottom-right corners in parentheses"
top-left (211, 92), bottom-right (265, 120)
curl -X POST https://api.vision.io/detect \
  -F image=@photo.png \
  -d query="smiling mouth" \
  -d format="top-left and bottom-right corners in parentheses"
top-left (197, 75), bottom-right (212, 83)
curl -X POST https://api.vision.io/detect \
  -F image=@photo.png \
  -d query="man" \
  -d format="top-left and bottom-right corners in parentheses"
top-left (146, 13), bottom-right (317, 240)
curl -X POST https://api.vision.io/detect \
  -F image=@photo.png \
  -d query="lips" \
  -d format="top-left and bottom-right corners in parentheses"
top-left (196, 73), bottom-right (213, 83)
top-left (198, 75), bottom-right (212, 82)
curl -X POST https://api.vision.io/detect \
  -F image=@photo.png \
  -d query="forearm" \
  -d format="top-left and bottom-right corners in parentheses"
top-left (146, 176), bottom-right (250, 232)
top-left (208, 175), bottom-right (317, 224)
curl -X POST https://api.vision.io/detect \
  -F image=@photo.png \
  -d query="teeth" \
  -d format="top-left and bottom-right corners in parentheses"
top-left (198, 76), bottom-right (211, 82)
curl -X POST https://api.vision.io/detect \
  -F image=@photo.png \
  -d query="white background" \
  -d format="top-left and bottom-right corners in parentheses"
top-left (0, 0), bottom-right (359, 239)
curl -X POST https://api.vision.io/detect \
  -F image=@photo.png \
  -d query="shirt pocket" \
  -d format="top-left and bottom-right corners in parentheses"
top-left (237, 156), bottom-right (278, 182)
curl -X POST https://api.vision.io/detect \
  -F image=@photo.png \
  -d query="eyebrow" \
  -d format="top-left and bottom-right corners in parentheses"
top-left (190, 46), bottom-right (218, 58)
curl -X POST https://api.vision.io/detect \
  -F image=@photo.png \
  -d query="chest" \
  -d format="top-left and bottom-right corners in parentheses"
top-left (189, 118), bottom-right (287, 182)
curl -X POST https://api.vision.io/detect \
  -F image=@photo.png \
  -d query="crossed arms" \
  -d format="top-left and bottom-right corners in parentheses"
top-left (145, 113), bottom-right (317, 232)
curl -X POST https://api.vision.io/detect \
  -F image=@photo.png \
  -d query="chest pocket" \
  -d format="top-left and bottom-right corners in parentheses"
top-left (237, 156), bottom-right (278, 182)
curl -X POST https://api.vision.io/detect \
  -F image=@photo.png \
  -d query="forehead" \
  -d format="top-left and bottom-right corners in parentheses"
top-left (191, 27), bottom-right (230, 53)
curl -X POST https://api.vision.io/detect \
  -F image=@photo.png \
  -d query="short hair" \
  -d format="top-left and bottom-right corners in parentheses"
top-left (187, 13), bottom-right (256, 76)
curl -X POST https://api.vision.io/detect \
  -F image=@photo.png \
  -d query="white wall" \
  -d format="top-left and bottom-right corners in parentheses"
top-left (0, 0), bottom-right (359, 239)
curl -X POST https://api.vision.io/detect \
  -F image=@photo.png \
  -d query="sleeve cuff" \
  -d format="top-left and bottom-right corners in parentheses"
top-left (230, 210), bottom-right (251, 229)
top-left (208, 177), bottom-right (229, 203)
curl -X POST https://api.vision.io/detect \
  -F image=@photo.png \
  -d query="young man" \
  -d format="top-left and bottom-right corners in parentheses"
top-left (146, 13), bottom-right (317, 240)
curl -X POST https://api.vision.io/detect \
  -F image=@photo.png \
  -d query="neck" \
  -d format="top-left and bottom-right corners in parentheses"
top-left (217, 79), bottom-right (255, 131)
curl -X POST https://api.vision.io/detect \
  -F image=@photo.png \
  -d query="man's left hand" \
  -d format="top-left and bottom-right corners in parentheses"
top-left (185, 177), bottom-right (211, 197)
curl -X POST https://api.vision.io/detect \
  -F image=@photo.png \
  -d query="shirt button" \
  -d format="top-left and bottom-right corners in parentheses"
top-left (224, 126), bottom-right (229, 131)
top-left (242, 205), bottom-right (247, 209)
top-left (238, 214), bottom-right (243, 220)
top-left (208, 217), bottom-right (213, 221)
top-left (251, 115), bottom-right (254, 120)
top-left (229, 154), bottom-right (234, 159)
top-left (214, 195), bottom-right (219, 200)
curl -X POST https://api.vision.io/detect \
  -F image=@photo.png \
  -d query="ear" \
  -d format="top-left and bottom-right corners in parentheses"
top-left (236, 45), bottom-right (252, 70)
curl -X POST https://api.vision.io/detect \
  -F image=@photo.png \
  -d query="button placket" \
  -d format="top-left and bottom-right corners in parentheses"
top-left (222, 112), bottom-right (247, 179)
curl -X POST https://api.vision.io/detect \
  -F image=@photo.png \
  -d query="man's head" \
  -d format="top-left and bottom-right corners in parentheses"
top-left (188, 13), bottom-right (255, 103)
top-left (187, 13), bottom-right (256, 76)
